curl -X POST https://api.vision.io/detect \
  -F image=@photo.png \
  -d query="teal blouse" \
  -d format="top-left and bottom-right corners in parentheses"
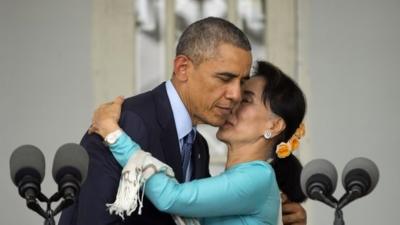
top-left (110, 132), bottom-right (280, 225)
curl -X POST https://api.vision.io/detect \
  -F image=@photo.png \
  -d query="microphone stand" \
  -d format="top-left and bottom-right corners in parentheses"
top-left (332, 184), bottom-right (364, 225)
top-left (25, 191), bottom-right (75, 225)
top-left (25, 191), bottom-right (47, 219)
top-left (334, 209), bottom-right (345, 225)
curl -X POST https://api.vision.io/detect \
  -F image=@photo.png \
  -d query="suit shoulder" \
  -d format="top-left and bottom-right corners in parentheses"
top-left (121, 83), bottom-right (167, 115)
top-left (123, 90), bottom-right (153, 111)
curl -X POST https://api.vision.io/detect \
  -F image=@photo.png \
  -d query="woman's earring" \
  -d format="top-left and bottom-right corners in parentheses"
top-left (264, 130), bottom-right (272, 139)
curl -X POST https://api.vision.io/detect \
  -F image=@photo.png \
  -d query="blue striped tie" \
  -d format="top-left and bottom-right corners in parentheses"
top-left (181, 129), bottom-right (195, 181)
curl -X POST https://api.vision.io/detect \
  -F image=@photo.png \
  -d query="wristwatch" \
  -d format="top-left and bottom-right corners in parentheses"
top-left (104, 129), bottom-right (123, 146)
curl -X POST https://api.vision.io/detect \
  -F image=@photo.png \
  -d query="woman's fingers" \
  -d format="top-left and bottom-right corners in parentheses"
top-left (89, 96), bottom-right (124, 138)
top-left (114, 96), bottom-right (124, 105)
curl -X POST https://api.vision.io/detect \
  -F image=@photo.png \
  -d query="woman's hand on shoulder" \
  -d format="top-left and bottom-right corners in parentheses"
top-left (88, 96), bottom-right (124, 138)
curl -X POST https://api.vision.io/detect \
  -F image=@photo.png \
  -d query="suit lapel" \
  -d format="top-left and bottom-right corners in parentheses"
top-left (191, 133), bottom-right (211, 179)
top-left (191, 136), bottom-right (203, 179)
top-left (152, 83), bottom-right (184, 182)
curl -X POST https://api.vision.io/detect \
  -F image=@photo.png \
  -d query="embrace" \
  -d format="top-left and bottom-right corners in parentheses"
top-left (59, 17), bottom-right (307, 225)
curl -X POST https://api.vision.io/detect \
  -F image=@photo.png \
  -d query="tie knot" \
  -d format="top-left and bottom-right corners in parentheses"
top-left (184, 129), bottom-right (195, 145)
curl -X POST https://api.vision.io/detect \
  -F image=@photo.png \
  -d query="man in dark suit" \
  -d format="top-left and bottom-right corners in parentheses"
top-left (59, 17), bottom-right (306, 225)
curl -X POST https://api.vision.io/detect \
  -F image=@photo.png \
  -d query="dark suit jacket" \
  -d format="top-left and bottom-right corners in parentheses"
top-left (58, 83), bottom-right (210, 225)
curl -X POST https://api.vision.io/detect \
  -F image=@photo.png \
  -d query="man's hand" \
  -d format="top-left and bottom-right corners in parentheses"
top-left (88, 96), bottom-right (124, 138)
top-left (282, 193), bottom-right (307, 225)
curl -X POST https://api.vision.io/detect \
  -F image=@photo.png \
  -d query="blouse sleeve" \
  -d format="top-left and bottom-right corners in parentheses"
top-left (110, 132), bottom-right (275, 218)
top-left (109, 131), bottom-right (141, 167)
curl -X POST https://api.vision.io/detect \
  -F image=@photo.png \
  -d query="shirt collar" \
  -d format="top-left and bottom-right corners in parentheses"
top-left (165, 80), bottom-right (194, 139)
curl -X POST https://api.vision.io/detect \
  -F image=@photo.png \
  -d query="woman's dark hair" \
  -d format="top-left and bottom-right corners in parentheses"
top-left (253, 61), bottom-right (307, 203)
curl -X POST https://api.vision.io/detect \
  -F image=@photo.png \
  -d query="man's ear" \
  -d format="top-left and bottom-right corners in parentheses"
top-left (173, 55), bottom-right (191, 82)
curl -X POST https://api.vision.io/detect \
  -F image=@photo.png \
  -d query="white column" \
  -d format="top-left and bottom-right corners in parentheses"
top-left (296, 0), bottom-right (313, 161)
top-left (91, 0), bottom-right (136, 106)
top-left (164, 0), bottom-right (176, 80)
top-left (265, 0), bottom-right (313, 162)
top-left (227, 0), bottom-right (240, 27)
top-left (265, 0), bottom-right (297, 77)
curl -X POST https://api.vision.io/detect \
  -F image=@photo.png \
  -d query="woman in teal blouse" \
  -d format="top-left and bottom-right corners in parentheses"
top-left (89, 61), bottom-right (307, 225)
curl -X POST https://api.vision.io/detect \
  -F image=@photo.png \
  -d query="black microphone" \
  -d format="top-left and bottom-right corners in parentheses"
top-left (10, 145), bottom-right (45, 202)
top-left (337, 157), bottom-right (379, 209)
top-left (52, 143), bottom-right (89, 203)
top-left (301, 159), bottom-right (338, 208)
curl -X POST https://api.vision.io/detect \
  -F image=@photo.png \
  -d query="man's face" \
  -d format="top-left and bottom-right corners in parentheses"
top-left (187, 43), bottom-right (252, 126)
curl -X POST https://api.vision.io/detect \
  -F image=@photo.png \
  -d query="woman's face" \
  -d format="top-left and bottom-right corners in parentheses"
top-left (216, 76), bottom-right (277, 145)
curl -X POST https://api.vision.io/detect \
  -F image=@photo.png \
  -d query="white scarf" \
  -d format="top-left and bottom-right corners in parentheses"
top-left (107, 149), bottom-right (201, 225)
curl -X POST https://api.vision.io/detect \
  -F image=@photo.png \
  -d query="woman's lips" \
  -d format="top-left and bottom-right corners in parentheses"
top-left (222, 119), bottom-right (235, 129)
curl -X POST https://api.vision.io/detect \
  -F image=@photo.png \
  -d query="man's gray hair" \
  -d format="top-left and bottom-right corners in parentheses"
top-left (176, 17), bottom-right (251, 65)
